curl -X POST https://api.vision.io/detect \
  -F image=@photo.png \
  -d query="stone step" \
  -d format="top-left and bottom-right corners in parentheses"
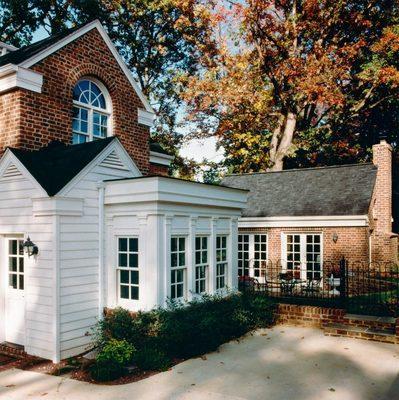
top-left (322, 322), bottom-right (398, 344)
top-left (343, 314), bottom-right (397, 330)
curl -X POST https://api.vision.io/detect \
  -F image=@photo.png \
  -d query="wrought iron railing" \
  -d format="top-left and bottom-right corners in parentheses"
top-left (238, 258), bottom-right (399, 316)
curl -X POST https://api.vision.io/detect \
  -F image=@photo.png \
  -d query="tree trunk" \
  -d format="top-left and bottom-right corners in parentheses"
top-left (269, 112), bottom-right (297, 171)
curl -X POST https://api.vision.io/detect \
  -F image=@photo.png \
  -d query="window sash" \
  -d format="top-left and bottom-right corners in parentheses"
top-left (216, 235), bottom-right (228, 290)
top-left (72, 103), bottom-right (110, 143)
top-left (8, 239), bottom-right (24, 290)
top-left (238, 233), bottom-right (268, 278)
top-left (195, 236), bottom-right (208, 294)
top-left (170, 237), bottom-right (186, 299)
top-left (117, 237), bottom-right (139, 301)
top-left (284, 233), bottom-right (322, 280)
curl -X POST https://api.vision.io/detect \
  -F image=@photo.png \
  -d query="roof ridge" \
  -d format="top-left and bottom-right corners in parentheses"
top-left (225, 162), bottom-right (375, 177)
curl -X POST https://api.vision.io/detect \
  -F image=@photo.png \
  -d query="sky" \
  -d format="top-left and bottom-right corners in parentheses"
top-left (32, 26), bottom-right (223, 164)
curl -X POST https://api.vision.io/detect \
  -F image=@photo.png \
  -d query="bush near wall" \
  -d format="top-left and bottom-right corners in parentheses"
top-left (91, 293), bottom-right (276, 381)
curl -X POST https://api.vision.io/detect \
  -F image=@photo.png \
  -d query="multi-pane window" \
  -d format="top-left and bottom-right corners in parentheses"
top-left (238, 234), bottom-right (250, 277)
top-left (253, 234), bottom-right (267, 279)
top-left (195, 236), bottom-right (208, 294)
top-left (285, 233), bottom-right (322, 280)
top-left (238, 234), bottom-right (267, 279)
top-left (117, 238), bottom-right (139, 300)
top-left (72, 79), bottom-right (110, 144)
top-left (286, 234), bottom-right (301, 272)
top-left (306, 234), bottom-right (321, 280)
top-left (216, 235), bottom-right (228, 289)
top-left (8, 239), bottom-right (24, 290)
top-left (171, 237), bottom-right (186, 299)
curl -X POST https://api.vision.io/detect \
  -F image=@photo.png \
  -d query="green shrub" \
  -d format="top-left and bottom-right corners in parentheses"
top-left (134, 346), bottom-right (170, 371)
top-left (91, 293), bottom-right (276, 381)
top-left (91, 338), bottom-right (135, 381)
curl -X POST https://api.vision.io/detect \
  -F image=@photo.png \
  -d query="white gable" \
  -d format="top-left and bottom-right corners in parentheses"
top-left (58, 138), bottom-right (141, 196)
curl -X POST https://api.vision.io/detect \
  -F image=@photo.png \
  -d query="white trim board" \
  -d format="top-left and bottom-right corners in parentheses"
top-left (0, 65), bottom-right (43, 94)
top-left (239, 215), bottom-right (369, 228)
top-left (149, 151), bottom-right (174, 166)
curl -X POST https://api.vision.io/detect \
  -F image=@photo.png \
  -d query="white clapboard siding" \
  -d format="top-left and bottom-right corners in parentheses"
top-left (0, 173), bottom-right (55, 360)
top-left (58, 160), bottom-right (135, 359)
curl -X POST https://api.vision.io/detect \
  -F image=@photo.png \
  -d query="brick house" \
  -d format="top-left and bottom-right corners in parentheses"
top-left (0, 20), bottom-right (247, 362)
top-left (222, 140), bottom-right (398, 282)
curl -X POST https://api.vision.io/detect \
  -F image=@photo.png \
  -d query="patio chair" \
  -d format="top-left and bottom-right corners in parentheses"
top-left (303, 277), bottom-right (322, 297)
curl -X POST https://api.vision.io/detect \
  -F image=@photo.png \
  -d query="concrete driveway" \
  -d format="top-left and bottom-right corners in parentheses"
top-left (0, 326), bottom-right (398, 400)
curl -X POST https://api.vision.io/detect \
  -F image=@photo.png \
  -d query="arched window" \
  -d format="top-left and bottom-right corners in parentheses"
top-left (72, 79), bottom-right (111, 144)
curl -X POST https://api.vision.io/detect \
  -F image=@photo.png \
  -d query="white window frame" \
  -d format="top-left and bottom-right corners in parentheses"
top-left (7, 238), bottom-right (24, 291)
top-left (216, 235), bottom-right (228, 290)
top-left (194, 236), bottom-right (209, 294)
top-left (170, 236), bottom-right (187, 300)
top-left (72, 78), bottom-right (112, 144)
top-left (238, 233), bottom-right (268, 280)
top-left (116, 236), bottom-right (140, 307)
top-left (282, 232), bottom-right (323, 281)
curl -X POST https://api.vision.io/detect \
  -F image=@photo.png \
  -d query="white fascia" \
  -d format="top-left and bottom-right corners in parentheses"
top-left (239, 215), bottom-right (369, 228)
top-left (32, 197), bottom-right (84, 217)
top-left (149, 151), bottom-right (174, 166)
top-left (0, 64), bottom-right (43, 94)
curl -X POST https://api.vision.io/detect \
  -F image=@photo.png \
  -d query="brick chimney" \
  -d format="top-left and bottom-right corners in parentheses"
top-left (372, 139), bottom-right (392, 234)
top-left (370, 139), bottom-right (397, 263)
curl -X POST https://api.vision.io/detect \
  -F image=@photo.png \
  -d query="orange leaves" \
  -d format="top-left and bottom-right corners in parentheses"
top-left (372, 27), bottom-right (399, 55)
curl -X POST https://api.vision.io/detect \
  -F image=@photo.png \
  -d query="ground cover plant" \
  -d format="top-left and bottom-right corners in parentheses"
top-left (91, 292), bottom-right (276, 381)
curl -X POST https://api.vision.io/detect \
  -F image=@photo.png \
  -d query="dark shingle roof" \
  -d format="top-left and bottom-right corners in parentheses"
top-left (221, 164), bottom-right (377, 217)
top-left (0, 23), bottom-right (89, 68)
top-left (10, 137), bottom-right (115, 196)
top-left (149, 140), bottom-right (173, 156)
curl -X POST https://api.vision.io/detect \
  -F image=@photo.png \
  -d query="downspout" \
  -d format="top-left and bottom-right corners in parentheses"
top-left (97, 182), bottom-right (105, 319)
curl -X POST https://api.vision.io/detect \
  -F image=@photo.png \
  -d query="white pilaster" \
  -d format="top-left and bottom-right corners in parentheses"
top-left (229, 217), bottom-right (239, 290)
top-left (209, 217), bottom-right (218, 293)
top-left (163, 215), bottom-right (173, 306)
top-left (187, 217), bottom-right (197, 300)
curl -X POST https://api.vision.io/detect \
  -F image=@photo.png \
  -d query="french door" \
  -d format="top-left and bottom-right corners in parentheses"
top-left (284, 233), bottom-right (322, 280)
top-left (5, 238), bottom-right (25, 345)
top-left (238, 233), bottom-right (268, 282)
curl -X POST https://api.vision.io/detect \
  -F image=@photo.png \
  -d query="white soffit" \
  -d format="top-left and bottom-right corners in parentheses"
top-left (149, 151), bottom-right (174, 166)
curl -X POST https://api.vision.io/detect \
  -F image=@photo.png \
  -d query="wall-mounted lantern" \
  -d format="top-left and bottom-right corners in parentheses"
top-left (332, 233), bottom-right (339, 243)
top-left (23, 236), bottom-right (39, 257)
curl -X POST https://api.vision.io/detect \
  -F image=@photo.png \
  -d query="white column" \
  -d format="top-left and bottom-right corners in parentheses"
top-left (187, 217), bottom-right (197, 300)
top-left (209, 217), bottom-right (218, 293)
top-left (138, 215), bottom-right (150, 309)
top-left (163, 215), bottom-right (173, 307)
top-left (229, 217), bottom-right (239, 291)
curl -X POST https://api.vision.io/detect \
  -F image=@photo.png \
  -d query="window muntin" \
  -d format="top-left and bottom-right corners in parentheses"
top-left (171, 237), bottom-right (186, 299)
top-left (238, 234), bottom-right (250, 277)
top-left (216, 235), bottom-right (228, 290)
top-left (8, 239), bottom-right (24, 290)
top-left (195, 236), bottom-right (208, 294)
top-left (72, 79), bottom-right (110, 144)
top-left (284, 233), bottom-right (322, 280)
top-left (117, 237), bottom-right (139, 301)
top-left (238, 234), bottom-right (267, 279)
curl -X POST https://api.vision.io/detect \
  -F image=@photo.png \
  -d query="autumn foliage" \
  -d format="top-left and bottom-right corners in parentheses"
top-left (182, 0), bottom-right (399, 172)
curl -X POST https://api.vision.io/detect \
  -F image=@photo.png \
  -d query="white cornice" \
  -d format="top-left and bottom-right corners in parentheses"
top-left (239, 215), bottom-right (369, 228)
top-left (0, 64), bottom-right (43, 93)
top-left (149, 151), bottom-right (174, 166)
top-left (138, 109), bottom-right (155, 127)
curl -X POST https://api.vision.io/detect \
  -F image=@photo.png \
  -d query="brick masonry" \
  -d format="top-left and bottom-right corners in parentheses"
top-left (275, 303), bottom-right (346, 327)
top-left (0, 28), bottom-right (155, 174)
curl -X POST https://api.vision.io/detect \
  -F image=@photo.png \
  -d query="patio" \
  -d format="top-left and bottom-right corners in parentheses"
top-left (0, 326), bottom-right (398, 400)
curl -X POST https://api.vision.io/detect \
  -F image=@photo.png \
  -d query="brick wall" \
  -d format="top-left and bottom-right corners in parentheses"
top-left (276, 304), bottom-right (345, 327)
top-left (149, 163), bottom-right (169, 176)
top-left (0, 28), bottom-right (151, 174)
top-left (240, 226), bottom-right (370, 265)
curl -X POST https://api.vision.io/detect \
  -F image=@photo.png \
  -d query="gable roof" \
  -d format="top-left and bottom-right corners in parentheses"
top-left (0, 20), bottom-right (153, 114)
top-left (221, 164), bottom-right (377, 217)
top-left (10, 137), bottom-right (116, 196)
top-left (0, 24), bottom-right (86, 68)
